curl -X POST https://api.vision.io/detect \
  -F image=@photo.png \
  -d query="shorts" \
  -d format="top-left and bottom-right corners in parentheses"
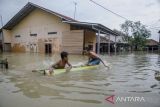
top-left (88, 58), bottom-right (100, 65)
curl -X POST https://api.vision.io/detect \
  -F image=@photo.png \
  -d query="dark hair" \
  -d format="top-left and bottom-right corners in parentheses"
top-left (85, 47), bottom-right (92, 52)
top-left (61, 51), bottom-right (68, 59)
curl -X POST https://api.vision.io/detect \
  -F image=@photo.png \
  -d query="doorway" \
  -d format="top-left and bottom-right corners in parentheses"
top-left (4, 43), bottom-right (11, 52)
top-left (45, 44), bottom-right (52, 54)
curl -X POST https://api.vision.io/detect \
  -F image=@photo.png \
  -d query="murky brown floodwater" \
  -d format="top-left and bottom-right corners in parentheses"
top-left (0, 52), bottom-right (160, 107)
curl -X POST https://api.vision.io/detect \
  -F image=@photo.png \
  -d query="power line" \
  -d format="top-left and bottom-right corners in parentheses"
top-left (149, 27), bottom-right (159, 30)
top-left (90, 0), bottom-right (129, 20)
top-left (149, 26), bottom-right (160, 29)
top-left (146, 19), bottom-right (160, 27)
top-left (90, 0), bottom-right (159, 31)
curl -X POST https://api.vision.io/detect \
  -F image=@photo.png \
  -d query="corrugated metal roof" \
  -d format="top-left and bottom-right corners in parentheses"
top-left (63, 21), bottom-right (119, 36)
top-left (3, 2), bottom-right (78, 30)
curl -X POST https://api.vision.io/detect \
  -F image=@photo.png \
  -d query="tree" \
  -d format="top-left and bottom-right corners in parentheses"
top-left (121, 20), bottom-right (151, 51)
top-left (113, 29), bottom-right (128, 42)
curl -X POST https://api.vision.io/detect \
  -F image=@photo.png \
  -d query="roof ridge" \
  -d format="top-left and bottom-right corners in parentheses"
top-left (3, 2), bottom-right (78, 29)
top-left (27, 2), bottom-right (78, 22)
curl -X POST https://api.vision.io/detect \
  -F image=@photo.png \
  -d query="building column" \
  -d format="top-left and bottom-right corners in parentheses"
top-left (152, 46), bottom-right (153, 52)
top-left (114, 35), bottom-right (117, 55)
top-left (97, 30), bottom-right (100, 54)
top-left (108, 34), bottom-right (110, 55)
top-left (147, 47), bottom-right (149, 52)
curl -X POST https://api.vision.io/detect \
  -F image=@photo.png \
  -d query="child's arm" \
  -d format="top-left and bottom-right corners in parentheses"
top-left (66, 61), bottom-right (72, 72)
top-left (49, 61), bottom-right (60, 74)
top-left (67, 61), bottom-right (72, 67)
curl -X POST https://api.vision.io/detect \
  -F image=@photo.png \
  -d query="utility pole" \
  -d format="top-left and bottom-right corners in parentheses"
top-left (73, 1), bottom-right (77, 20)
top-left (0, 15), bottom-right (4, 52)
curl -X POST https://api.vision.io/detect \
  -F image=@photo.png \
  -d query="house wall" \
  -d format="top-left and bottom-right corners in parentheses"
top-left (84, 30), bottom-right (96, 51)
top-left (5, 8), bottom-right (70, 53)
top-left (0, 31), bottom-right (2, 52)
top-left (62, 30), bottom-right (84, 54)
top-left (3, 29), bottom-right (11, 43)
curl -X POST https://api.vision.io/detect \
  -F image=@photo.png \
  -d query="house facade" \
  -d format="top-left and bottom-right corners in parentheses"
top-left (1, 2), bottom-right (118, 54)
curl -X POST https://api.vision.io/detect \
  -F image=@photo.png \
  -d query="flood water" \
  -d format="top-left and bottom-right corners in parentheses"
top-left (0, 52), bottom-right (160, 107)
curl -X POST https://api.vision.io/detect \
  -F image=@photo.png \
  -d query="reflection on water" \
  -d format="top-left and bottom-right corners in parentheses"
top-left (0, 52), bottom-right (160, 107)
top-left (9, 76), bottom-right (62, 98)
top-left (50, 97), bottom-right (102, 104)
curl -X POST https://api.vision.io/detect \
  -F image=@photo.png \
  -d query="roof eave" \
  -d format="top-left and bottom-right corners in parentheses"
top-left (62, 21), bottom-right (118, 36)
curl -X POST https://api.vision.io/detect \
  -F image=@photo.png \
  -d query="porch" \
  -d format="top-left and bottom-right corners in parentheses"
top-left (62, 21), bottom-right (119, 54)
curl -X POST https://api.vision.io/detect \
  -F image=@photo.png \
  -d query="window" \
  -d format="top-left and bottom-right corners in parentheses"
top-left (30, 33), bottom-right (37, 36)
top-left (15, 35), bottom-right (21, 38)
top-left (48, 32), bottom-right (57, 35)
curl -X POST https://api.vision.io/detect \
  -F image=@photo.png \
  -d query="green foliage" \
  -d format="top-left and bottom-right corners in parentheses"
top-left (121, 20), bottom-right (151, 50)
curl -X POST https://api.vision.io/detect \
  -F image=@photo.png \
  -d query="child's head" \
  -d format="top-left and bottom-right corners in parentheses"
top-left (83, 47), bottom-right (92, 54)
top-left (61, 51), bottom-right (68, 61)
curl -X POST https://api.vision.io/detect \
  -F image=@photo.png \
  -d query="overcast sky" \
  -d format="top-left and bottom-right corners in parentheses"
top-left (0, 0), bottom-right (160, 40)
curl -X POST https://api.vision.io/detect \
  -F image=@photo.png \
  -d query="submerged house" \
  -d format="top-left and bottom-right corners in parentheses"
top-left (145, 39), bottom-right (159, 52)
top-left (97, 33), bottom-right (129, 53)
top-left (97, 36), bottom-right (114, 53)
top-left (1, 2), bottom-right (118, 54)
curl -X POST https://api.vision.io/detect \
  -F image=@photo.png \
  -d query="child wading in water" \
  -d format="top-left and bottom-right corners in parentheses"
top-left (47, 51), bottom-right (72, 75)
